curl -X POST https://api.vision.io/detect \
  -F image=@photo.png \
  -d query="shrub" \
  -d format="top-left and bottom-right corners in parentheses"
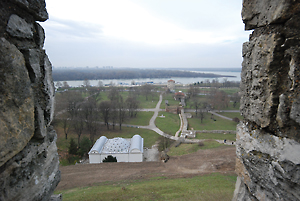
top-left (103, 155), bottom-right (117, 162)
top-left (198, 141), bottom-right (204, 146)
top-left (232, 117), bottom-right (240, 123)
top-left (78, 137), bottom-right (92, 157)
top-left (68, 138), bottom-right (78, 155)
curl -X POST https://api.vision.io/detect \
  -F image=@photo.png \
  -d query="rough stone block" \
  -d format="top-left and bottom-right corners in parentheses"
top-left (43, 54), bottom-right (55, 125)
top-left (240, 33), bottom-right (284, 128)
top-left (12, 0), bottom-right (48, 21)
top-left (242, 0), bottom-right (300, 30)
top-left (34, 22), bottom-right (45, 48)
top-left (23, 49), bottom-right (42, 83)
top-left (0, 127), bottom-right (61, 201)
top-left (0, 37), bottom-right (34, 167)
top-left (6, 14), bottom-right (34, 39)
top-left (234, 123), bottom-right (300, 200)
top-left (290, 95), bottom-right (300, 124)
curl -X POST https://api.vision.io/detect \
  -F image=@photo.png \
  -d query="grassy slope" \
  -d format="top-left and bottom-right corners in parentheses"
top-left (217, 112), bottom-right (243, 120)
top-left (188, 114), bottom-right (237, 130)
top-left (195, 133), bottom-right (236, 141)
top-left (124, 111), bottom-right (154, 126)
top-left (161, 93), bottom-right (180, 109)
top-left (168, 140), bottom-right (228, 156)
top-left (155, 112), bottom-right (180, 135)
top-left (55, 173), bottom-right (236, 201)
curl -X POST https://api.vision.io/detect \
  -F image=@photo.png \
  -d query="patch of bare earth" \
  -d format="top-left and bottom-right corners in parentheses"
top-left (57, 146), bottom-right (236, 191)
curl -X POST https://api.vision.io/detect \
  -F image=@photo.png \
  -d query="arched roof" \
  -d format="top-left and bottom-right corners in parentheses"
top-left (88, 136), bottom-right (108, 154)
top-left (129, 134), bottom-right (143, 153)
top-left (102, 137), bottom-right (130, 154)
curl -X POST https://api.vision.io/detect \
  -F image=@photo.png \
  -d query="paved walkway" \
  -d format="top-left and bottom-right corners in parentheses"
top-left (125, 95), bottom-right (237, 144)
top-left (136, 94), bottom-right (178, 140)
top-left (59, 92), bottom-right (237, 144)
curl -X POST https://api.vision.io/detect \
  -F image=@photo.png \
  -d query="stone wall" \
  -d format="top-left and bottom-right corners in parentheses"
top-left (233, 0), bottom-right (300, 200)
top-left (0, 1), bottom-right (60, 200)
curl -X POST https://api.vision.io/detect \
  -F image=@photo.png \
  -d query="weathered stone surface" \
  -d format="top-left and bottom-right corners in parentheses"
top-left (43, 54), bottom-right (55, 125)
top-left (6, 14), bottom-right (34, 39)
top-left (242, 0), bottom-right (300, 30)
top-left (0, 126), bottom-right (61, 201)
top-left (50, 194), bottom-right (62, 201)
top-left (0, 37), bottom-right (34, 167)
top-left (234, 1), bottom-right (300, 200)
top-left (12, 0), bottom-right (48, 21)
top-left (23, 49), bottom-right (42, 83)
top-left (240, 33), bottom-right (284, 128)
top-left (290, 95), bottom-right (300, 124)
top-left (0, 0), bottom-right (59, 199)
top-left (234, 123), bottom-right (300, 200)
top-left (34, 22), bottom-right (45, 48)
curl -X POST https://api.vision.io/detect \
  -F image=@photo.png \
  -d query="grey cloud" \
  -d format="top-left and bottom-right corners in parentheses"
top-left (42, 17), bottom-right (103, 39)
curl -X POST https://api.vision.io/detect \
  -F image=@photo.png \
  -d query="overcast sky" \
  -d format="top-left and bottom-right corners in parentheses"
top-left (41, 0), bottom-right (250, 68)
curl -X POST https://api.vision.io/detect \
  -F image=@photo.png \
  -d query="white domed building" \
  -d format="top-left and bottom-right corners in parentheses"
top-left (88, 135), bottom-right (144, 163)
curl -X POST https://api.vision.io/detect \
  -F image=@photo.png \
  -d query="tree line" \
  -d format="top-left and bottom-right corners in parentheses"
top-left (53, 87), bottom-right (141, 147)
top-left (183, 85), bottom-right (241, 123)
top-left (52, 67), bottom-right (235, 81)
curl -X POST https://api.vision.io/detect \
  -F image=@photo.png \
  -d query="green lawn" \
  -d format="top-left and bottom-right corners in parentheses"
top-left (195, 133), bottom-right (236, 141)
top-left (161, 93), bottom-right (181, 109)
top-left (188, 113), bottom-right (238, 130)
top-left (55, 173), bottom-right (237, 201)
top-left (137, 93), bottom-right (159, 108)
top-left (98, 90), bottom-right (159, 109)
top-left (219, 88), bottom-right (240, 95)
top-left (124, 111), bottom-right (154, 126)
top-left (155, 112), bottom-right (180, 135)
top-left (222, 101), bottom-right (240, 110)
top-left (168, 140), bottom-right (228, 156)
top-left (217, 112), bottom-right (243, 120)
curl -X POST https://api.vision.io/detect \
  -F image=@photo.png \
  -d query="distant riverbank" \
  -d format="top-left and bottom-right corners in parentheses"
top-left (54, 70), bottom-right (240, 87)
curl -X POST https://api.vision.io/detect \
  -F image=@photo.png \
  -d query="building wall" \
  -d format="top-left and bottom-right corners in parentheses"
top-left (89, 153), bottom-right (143, 163)
top-left (129, 153), bottom-right (143, 162)
top-left (89, 154), bottom-right (101, 164)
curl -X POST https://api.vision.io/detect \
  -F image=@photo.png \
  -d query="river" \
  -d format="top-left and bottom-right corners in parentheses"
top-left (54, 70), bottom-right (241, 87)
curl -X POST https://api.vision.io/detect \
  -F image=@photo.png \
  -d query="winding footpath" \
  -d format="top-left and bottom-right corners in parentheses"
top-left (130, 94), bottom-right (237, 144)
top-left (135, 94), bottom-right (178, 140)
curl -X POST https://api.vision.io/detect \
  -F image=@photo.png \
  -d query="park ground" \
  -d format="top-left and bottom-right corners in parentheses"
top-left (53, 86), bottom-right (240, 200)
top-left (56, 145), bottom-right (236, 201)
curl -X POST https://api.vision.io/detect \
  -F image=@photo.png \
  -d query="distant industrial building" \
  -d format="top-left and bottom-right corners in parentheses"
top-left (88, 135), bottom-right (144, 163)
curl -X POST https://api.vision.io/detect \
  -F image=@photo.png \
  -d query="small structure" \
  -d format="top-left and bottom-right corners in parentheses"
top-left (167, 79), bottom-right (175, 92)
top-left (174, 91), bottom-right (185, 101)
top-left (88, 135), bottom-right (143, 163)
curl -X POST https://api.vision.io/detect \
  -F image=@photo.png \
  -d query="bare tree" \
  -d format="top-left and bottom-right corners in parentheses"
top-left (99, 100), bottom-right (111, 130)
top-left (191, 97), bottom-right (201, 117)
top-left (73, 104), bottom-right (85, 147)
top-left (209, 89), bottom-right (229, 111)
top-left (187, 85), bottom-right (200, 99)
top-left (82, 97), bottom-right (99, 143)
top-left (54, 91), bottom-right (83, 140)
top-left (140, 84), bottom-right (153, 101)
top-left (231, 92), bottom-right (241, 108)
top-left (63, 81), bottom-right (69, 89)
top-left (126, 96), bottom-right (139, 118)
top-left (83, 79), bottom-right (90, 88)
top-left (108, 86), bottom-right (120, 102)
top-left (117, 96), bottom-right (126, 130)
top-left (110, 100), bottom-right (118, 130)
top-left (55, 81), bottom-right (62, 88)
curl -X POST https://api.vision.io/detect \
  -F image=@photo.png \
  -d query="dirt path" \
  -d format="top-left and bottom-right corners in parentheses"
top-left (57, 146), bottom-right (236, 191)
